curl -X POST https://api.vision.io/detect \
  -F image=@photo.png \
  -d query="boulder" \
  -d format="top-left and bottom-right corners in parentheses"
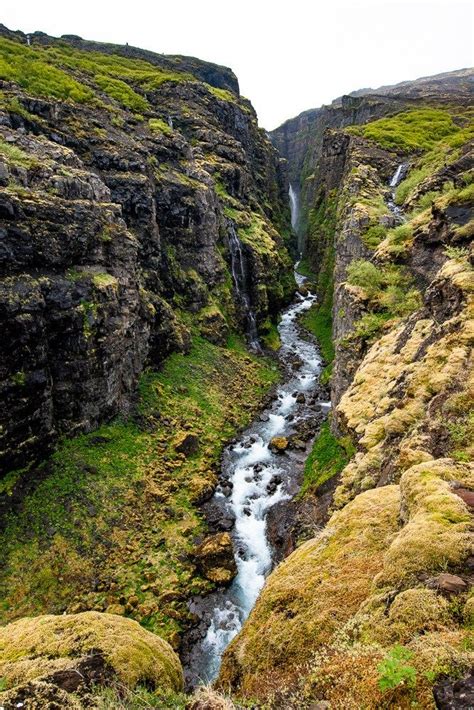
top-left (175, 432), bottom-right (200, 456)
top-left (0, 611), bottom-right (183, 702)
top-left (269, 436), bottom-right (289, 453)
top-left (194, 532), bottom-right (237, 584)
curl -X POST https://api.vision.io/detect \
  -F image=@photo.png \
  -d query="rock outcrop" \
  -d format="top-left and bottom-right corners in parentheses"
top-left (0, 26), bottom-right (293, 476)
top-left (0, 611), bottom-right (183, 706)
top-left (220, 71), bottom-right (474, 708)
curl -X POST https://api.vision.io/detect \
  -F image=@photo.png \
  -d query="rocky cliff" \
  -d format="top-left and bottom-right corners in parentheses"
top-left (0, 26), bottom-right (294, 476)
top-left (219, 73), bottom-right (474, 707)
top-left (0, 25), bottom-right (294, 691)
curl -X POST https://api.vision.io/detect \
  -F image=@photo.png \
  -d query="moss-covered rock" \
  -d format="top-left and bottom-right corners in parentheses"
top-left (218, 458), bottom-right (473, 706)
top-left (194, 532), bottom-right (237, 584)
top-left (0, 611), bottom-right (183, 700)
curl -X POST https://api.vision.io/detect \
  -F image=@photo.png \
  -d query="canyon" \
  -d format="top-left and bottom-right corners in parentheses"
top-left (0, 25), bottom-right (473, 710)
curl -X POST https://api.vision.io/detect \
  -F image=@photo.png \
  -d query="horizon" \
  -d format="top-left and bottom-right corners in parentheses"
top-left (2, 0), bottom-right (473, 129)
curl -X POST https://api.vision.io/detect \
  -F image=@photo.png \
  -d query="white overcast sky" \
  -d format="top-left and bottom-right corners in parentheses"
top-left (2, 0), bottom-right (473, 129)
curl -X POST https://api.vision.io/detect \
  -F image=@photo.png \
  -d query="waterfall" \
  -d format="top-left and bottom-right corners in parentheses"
top-left (390, 163), bottom-right (408, 188)
top-left (289, 184), bottom-right (304, 254)
top-left (227, 223), bottom-right (261, 351)
top-left (289, 184), bottom-right (299, 230)
top-left (387, 163), bottom-right (408, 223)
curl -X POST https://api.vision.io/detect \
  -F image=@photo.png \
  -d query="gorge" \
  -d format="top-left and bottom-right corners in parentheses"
top-left (0, 24), bottom-right (473, 710)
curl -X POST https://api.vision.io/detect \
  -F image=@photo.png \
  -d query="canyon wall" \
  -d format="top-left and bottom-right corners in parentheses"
top-left (0, 26), bottom-right (294, 476)
top-left (220, 71), bottom-right (473, 708)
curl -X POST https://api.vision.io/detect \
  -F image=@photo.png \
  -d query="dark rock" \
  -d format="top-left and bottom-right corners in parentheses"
top-left (427, 573), bottom-right (467, 595)
top-left (434, 671), bottom-right (474, 709)
top-left (175, 433), bottom-right (200, 457)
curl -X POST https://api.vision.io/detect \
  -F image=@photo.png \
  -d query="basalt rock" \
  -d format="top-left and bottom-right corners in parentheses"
top-left (194, 532), bottom-right (237, 584)
top-left (0, 26), bottom-right (294, 477)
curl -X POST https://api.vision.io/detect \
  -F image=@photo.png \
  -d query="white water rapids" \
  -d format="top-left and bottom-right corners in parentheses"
top-left (184, 267), bottom-right (328, 686)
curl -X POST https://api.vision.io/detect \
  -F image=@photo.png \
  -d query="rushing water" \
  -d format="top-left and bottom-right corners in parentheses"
top-left (228, 222), bottom-right (261, 351)
top-left (387, 163), bottom-right (408, 221)
top-left (184, 266), bottom-right (329, 686)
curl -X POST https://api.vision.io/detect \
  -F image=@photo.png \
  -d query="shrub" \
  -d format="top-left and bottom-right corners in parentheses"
top-left (377, 645), bottom-right (417, 692)
top-left (349, 108), bottom-right (459, 152)
top-left (346, 260), bottom-right (383, 297)
top-left (352, 312), bottom-right (392, 341)
top-left (94, 74), bottom-right (148, 112)
top-left (363, 224), bottom-right (387, 249)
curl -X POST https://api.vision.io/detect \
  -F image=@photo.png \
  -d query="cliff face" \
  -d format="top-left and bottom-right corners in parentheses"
top-left (0, 27), bottom-right (293, 476)
top-left (220, 73), bottom-right (474, 707)
top-left (270, 69), bottom-right (473, 231)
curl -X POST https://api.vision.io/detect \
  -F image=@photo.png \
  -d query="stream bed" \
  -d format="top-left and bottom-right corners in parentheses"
top-left (183, 268), bottom-right (329, 687)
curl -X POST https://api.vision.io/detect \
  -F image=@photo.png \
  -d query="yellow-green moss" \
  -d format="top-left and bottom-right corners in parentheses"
top-left (0, 611), bottom-right (183, 692)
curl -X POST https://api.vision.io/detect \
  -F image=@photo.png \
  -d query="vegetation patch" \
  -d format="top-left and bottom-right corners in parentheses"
top-left (347, 108), bottom-right (461, 152)
top-left (301, 421), bottom-right (354, 496)
top-left (0, 337), bottom-right (279, 642)
top-left (0, 38), bottom-right (95, 103)
top-left (345, 260), bottom-right (421, 343)
top-left (149, 117), bottom-right (173, 135)
top-left (94, 74), bottom-right (149, 112)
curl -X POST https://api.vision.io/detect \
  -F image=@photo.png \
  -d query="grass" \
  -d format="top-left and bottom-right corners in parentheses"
top-left (0, 38), bottom-right (95, 103)
top-left (0, 336), bottom-right (279, 642)
top-left (0, 137), bottom-right (39, 167)
top-left (301, 421), bottom-right (355, 496)
top-left (347, 108), bottom-right (461, 152)
top-left (149, 117), bottom-right (173, 135)
top-left (94, 74), bottom-right (149, 112)
top-left (345, 260), bottom-right (421, 343)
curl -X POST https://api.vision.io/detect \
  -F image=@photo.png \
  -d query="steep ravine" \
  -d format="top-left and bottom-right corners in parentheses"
top-left (0, 29), bottom-right (472, 710)
top-left (218, 72), bottom-right (473, 709)
top-left (182, 267), bottom-right (327, 687)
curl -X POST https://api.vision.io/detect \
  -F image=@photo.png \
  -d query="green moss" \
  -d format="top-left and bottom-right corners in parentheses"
top-left (345, 261), bottom-right (421, 342)
top-left (347, 108), bottom-right (461, 152)
top-left (0, 138), bottom-right (39, 168)
top-left (346, 259), bottom-right (383, 297)
top-left (94, 74), bottom-right (148, 112)
top-left (148, 118), bottom-right (173, 135)
top-left (92, 273), bottom-right (119, 289)
top-left (207, 86), bottom-right (236, 103)
top-left (0, 611), bottom-right (183, 693)
top-left (301, 421), bottom-right (355, 496)
top-left (0, 336), bottom-right (279, 641)
top-left (11, 371), bottom-right (26, 387)
top-left (0, 38), bottom-right (95, 103)
top-left (260, 318), bottom-right (281, 351)
top-left (362, 224), bottom-right (387, 249)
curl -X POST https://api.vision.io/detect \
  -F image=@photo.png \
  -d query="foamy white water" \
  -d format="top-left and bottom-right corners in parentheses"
top-left (185, 267), bottom-right (325, 685)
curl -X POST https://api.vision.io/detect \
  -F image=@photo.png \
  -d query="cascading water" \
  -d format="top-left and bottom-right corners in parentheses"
top-left (289, 183), bottom-right (304, 253)
top-left (183, 267), bottom-right (328, 686)
top-left (227, 222), bottom-right (261, 351)
top-left (289, 184), bottom-right (299, 230)
top-left (387, 163), bottom-right (408, 222)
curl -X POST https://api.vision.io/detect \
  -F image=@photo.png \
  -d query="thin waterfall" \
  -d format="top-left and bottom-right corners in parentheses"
top-left (227, 222), bottom-right (261, 351)
top-left (289, 184), bottom-right (304, 254)
top-left (387, 163), bottom-right (408, 222)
